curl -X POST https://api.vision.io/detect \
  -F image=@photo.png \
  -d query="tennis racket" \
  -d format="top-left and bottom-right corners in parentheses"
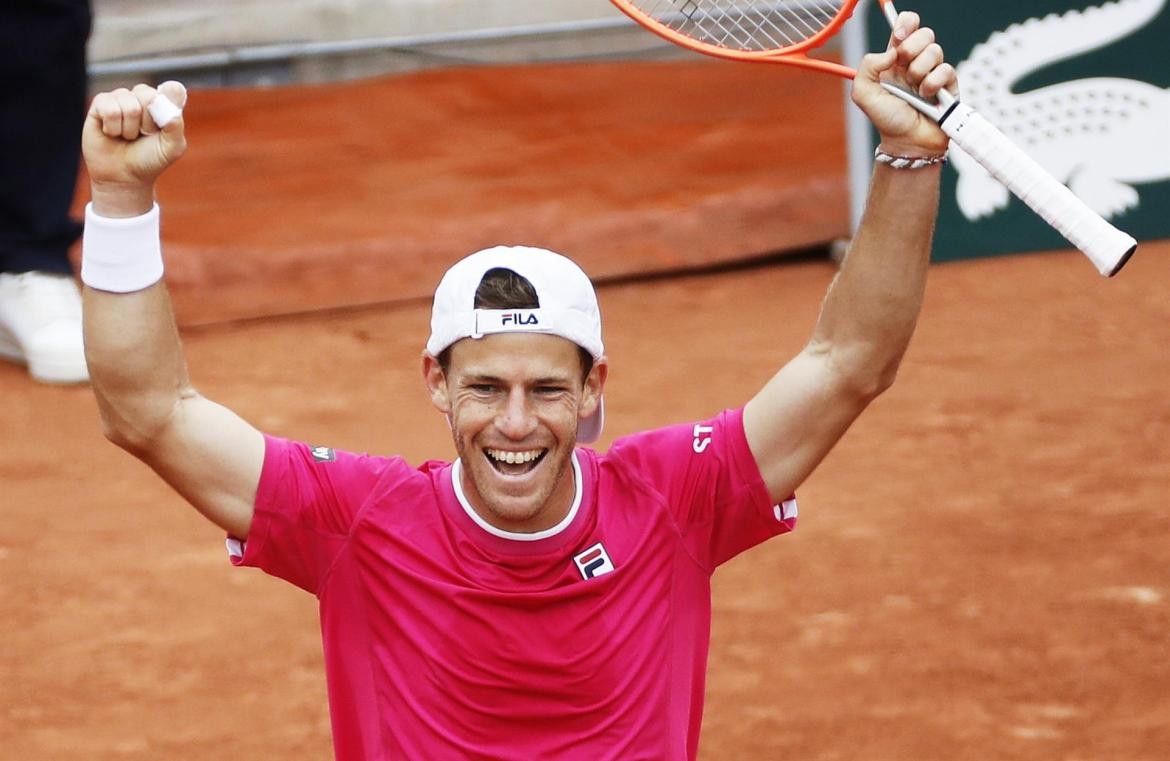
top-left (609, 0), bottom-right (1137, 277)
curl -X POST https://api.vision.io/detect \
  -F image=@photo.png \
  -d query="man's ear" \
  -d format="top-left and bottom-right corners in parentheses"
top-left (422, 352), bottom-right (451, 414)
top-left (579, 357), bottom-right (608, 420)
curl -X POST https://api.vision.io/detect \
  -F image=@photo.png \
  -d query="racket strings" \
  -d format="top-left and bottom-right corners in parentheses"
top-left (634, 0), bottom-right (847, 53)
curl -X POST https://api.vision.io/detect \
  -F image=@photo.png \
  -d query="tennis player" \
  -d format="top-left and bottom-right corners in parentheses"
top-left (82, 13), bottom-right (956, 760)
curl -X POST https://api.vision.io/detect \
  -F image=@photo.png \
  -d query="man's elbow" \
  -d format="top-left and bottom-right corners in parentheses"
top-left (96, 401), bottom-right (180, 459)
top-left (869, 364), bottom-right (901, 398)
top-left (835, 353), bottom-right (904, 402)
top-left (100, 415), bottom-right (157, 458)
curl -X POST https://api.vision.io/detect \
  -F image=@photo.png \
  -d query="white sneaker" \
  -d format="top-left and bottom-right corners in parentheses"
top-left (0, 271), bottom-right (89, 384)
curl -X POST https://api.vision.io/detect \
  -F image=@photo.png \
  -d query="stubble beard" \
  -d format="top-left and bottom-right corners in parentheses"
top-left (453, 421), bottom-right (579, 531)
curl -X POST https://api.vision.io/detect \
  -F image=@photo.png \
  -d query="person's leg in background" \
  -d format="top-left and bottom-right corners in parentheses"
top-left (0, 0), bottom-right (93, 384)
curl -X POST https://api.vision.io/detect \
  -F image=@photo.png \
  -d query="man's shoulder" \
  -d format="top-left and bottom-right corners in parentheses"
top-left (599, 408), bottom-right (746, 466)
top-left (586, 421), bottom-right (697, 493)
top-left (266, 436), bottom-right (454, 512)
top-left (361, 456), bottom-right (452, 501)
top-left (267, 436), bottom-right (438, 479)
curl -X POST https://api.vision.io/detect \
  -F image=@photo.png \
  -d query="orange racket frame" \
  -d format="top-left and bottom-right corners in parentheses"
top-left (607, 0), bottom-right (890, 79)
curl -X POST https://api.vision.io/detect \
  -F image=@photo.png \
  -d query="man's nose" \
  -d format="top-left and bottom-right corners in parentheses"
top-left (496, 387), bottom-right (537, 439)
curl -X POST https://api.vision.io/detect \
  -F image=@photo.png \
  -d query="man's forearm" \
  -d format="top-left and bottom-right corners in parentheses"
top-left (809, 162), bottom-right (940, 395)
top-left (84, 274), bottom-right (193, 454)
top-left (83, 184), bottom-right (193, 452)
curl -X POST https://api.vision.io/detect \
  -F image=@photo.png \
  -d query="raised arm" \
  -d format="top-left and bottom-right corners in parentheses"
top-left (82, 82), bottom-right (263, 539)
top-left (743, 13), bottom-right (956, 502)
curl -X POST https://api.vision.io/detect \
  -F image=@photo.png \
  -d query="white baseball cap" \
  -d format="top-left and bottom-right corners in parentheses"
top-left (426, 245), bottom-right (605, 443)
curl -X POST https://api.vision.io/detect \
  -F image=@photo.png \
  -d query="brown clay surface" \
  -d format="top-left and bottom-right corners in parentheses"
top-left (8, 61), bottom-right (1170, 760)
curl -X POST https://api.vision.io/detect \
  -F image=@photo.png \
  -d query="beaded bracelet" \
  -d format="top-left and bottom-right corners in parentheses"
top-left (874, 147), bottom-right (948, 169)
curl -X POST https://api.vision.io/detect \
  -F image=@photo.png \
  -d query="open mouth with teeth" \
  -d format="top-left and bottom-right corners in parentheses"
top-left (484, 447), bottom-right (548, 476)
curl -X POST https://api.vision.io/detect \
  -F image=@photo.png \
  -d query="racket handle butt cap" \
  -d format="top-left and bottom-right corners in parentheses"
top-left (1105, 241), bottom-right (1137, 277)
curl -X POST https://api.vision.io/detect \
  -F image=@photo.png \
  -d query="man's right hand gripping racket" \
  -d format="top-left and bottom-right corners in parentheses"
top-left (610, 0), bottom-right (1137, 276)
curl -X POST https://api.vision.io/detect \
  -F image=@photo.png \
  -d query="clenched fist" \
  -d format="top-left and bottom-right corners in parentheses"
top-left (83, 81), bottom-right (188, 217)
top-left (851, 12), bottom-right (957, 159)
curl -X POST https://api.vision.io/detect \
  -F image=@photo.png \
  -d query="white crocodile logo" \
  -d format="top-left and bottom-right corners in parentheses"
top-left (950, 0), bottom-right (1170, 221)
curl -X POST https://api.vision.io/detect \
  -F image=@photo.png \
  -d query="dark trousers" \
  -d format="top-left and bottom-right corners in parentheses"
top-left (0, 0), bottom-right (92, 275)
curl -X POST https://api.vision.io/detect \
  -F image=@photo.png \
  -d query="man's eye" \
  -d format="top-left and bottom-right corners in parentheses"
top-left (535, 386), bottom-right (565, 395)
top-left (470, 384), bottom-right (495, 393)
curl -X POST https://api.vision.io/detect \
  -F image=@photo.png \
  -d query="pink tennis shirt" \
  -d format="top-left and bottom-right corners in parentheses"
top-left (229, 407), bottom-right (797, 760)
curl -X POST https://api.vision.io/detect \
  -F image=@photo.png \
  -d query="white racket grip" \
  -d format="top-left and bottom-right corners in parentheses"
top-left (940, 102), bottom-right (1136, 277)
top-left (147, 94), bottom-right (182, 129)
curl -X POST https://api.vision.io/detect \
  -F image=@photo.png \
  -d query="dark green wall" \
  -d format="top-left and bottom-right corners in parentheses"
top-left (865, 0), bottom-right (1169, 262)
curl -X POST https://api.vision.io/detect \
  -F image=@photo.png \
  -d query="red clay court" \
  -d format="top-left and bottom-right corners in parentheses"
top-left (3, 61), bottom-right (1168, 760)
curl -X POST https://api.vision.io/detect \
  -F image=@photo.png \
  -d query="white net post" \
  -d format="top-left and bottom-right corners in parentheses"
top-left (842, 0), bottom-right (873, 235)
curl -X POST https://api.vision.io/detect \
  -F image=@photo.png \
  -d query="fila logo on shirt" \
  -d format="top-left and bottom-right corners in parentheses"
top-left (574, 542), bottom-right (615, 580)
top-left (310, 445), bottom-right (336, 463)
top-left (692, 423), bottom-right (713, 453)
top-left (500, 312), bottom-right (539, 326)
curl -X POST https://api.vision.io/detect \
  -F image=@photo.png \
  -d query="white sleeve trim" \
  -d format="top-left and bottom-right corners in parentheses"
top-left (226, 537), bottom-right (245, 559)
top-left (773, 498), bottom-right (798, 522)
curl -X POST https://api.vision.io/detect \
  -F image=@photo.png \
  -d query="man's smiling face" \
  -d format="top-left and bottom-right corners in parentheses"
top-left (424, 332), bottom-right (606, 533)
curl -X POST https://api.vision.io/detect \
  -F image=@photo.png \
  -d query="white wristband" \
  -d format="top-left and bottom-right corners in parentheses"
top-left (81, 203), bottom-right (165, 293)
